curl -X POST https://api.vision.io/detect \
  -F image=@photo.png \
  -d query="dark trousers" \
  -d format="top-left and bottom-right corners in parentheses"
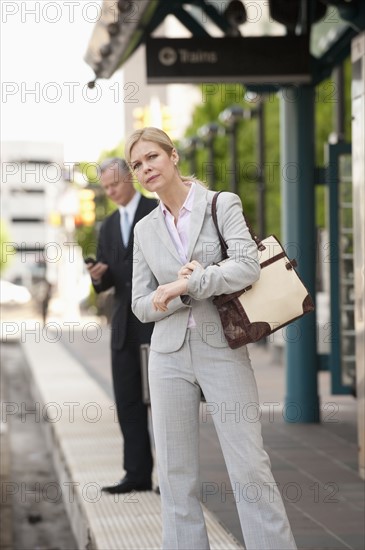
top-left (111, 342), bottom-right (153, 483)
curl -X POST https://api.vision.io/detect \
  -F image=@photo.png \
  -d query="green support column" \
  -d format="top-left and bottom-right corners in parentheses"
top-left (280, 86), bottom-right (320, 423)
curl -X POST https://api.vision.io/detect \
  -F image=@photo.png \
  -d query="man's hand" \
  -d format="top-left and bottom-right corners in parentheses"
top-left (86, 261), bottom-right (108, 282)
top-left (152, 279), bottom-right (188, 312)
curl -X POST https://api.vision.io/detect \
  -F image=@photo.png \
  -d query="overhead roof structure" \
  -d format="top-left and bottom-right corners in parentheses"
top-left (84, 0), bottom-right (242, 80)
top-left (84, 0), bottom-right (161, 80)
top-left (84, 0), bottom-right (365, 87)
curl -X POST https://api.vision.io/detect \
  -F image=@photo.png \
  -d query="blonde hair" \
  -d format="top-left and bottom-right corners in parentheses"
top-left (125, 127), bottom-right (206, 186)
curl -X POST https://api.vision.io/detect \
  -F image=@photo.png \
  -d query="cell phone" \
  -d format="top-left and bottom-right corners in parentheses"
top-left (84, 256), bottom-right (97, 266)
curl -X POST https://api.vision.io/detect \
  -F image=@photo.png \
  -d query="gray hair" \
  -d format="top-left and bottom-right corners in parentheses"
top-left (99, 157), bottom-right (131, 180)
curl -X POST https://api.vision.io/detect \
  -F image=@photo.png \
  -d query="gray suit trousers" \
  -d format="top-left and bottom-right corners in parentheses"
top-left (149, 328), bottom-right (297, 550)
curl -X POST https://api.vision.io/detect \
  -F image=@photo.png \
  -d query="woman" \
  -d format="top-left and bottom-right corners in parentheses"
top-left (125, 127), bottom-right (297, 550)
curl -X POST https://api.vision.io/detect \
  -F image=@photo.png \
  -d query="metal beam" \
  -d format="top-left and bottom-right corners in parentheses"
top-left (84, 1), bottom-right (365, 85)
top-left (280, 86), bottom-right (320, 423)
top-left (84, 0), bottom-right (163, 79)
top-left (173, 6), bottom-right (211, 37)
top-left (312, 25), bottom-right (357, 84)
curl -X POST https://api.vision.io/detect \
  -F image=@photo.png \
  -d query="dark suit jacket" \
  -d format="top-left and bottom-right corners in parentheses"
top-left (93, 194), bottom-right (157, 350)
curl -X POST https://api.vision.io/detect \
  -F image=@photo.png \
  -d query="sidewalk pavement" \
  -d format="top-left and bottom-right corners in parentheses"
top-left (2, 312), bottom-right (365, 549)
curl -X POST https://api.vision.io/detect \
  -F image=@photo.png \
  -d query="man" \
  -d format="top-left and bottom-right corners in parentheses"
top-left (87, 157), bottom-right (156, 494)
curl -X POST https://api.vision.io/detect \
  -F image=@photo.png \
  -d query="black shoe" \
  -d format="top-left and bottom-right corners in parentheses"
top-left (102, 477), bottom-right (152, 494)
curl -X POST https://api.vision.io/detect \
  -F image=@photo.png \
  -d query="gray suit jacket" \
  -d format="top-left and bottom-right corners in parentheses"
top-left (132, 184), bottom-right (260, 352)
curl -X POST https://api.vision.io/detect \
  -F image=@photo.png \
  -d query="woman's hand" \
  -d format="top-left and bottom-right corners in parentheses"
top-left (153, 279), bottom-right (188, 312)
top-left (177, 260), bottom-right (202, 280)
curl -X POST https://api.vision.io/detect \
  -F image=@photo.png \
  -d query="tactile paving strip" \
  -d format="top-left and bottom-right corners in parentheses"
top-left (22, 336), bottom-right (244, 550)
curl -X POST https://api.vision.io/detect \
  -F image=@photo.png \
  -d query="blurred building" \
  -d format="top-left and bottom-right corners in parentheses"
top-left (1, 141), bottom-right (66, 289)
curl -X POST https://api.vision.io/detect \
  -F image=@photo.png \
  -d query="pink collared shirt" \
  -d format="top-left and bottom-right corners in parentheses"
top-left (160, 182), bottom-right (196, 327)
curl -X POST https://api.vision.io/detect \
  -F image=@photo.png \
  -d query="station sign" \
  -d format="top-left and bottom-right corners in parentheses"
top-left (146, 36), bottom-right (311, 84)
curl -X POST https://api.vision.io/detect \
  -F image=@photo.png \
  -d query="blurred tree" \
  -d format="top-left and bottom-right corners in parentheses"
top-left (72, 143), bottom-right (124, 259)
top-left (178, 84), bottom-right (281, 236)
top-left (0, 220), bottom-right (14, 275)
top-left (179, 60), bottom-right (351, 238)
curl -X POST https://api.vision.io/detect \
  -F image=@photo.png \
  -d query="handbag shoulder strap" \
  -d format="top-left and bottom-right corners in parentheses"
top-left (211, 191), bottom-right (262, 260)
top-left (211, 192), bottom-right (229, 259)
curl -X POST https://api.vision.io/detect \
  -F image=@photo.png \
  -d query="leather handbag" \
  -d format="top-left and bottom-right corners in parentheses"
top-left (211, 192), bottom-right (315, 349)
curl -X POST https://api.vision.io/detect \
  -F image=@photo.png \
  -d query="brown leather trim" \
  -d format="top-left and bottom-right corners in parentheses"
top-left (303, 293), bottom-right (315, 313)
top-left (215, 291), bottom-right (316, 349)
top-left (260, 251), bottom-right (286, 269)
top-left (213, 287), bottom-right (252, 307)
top-left (233, 298), bottom-right (272, 342)
top-left (285, 259), bottom-right (298, 270)
top-left (215, 295), bottom-right (272, 348)
top-left (247, 321), bottom-right (272, 342)
top-left (215, 296), bottom-right (251, 348)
